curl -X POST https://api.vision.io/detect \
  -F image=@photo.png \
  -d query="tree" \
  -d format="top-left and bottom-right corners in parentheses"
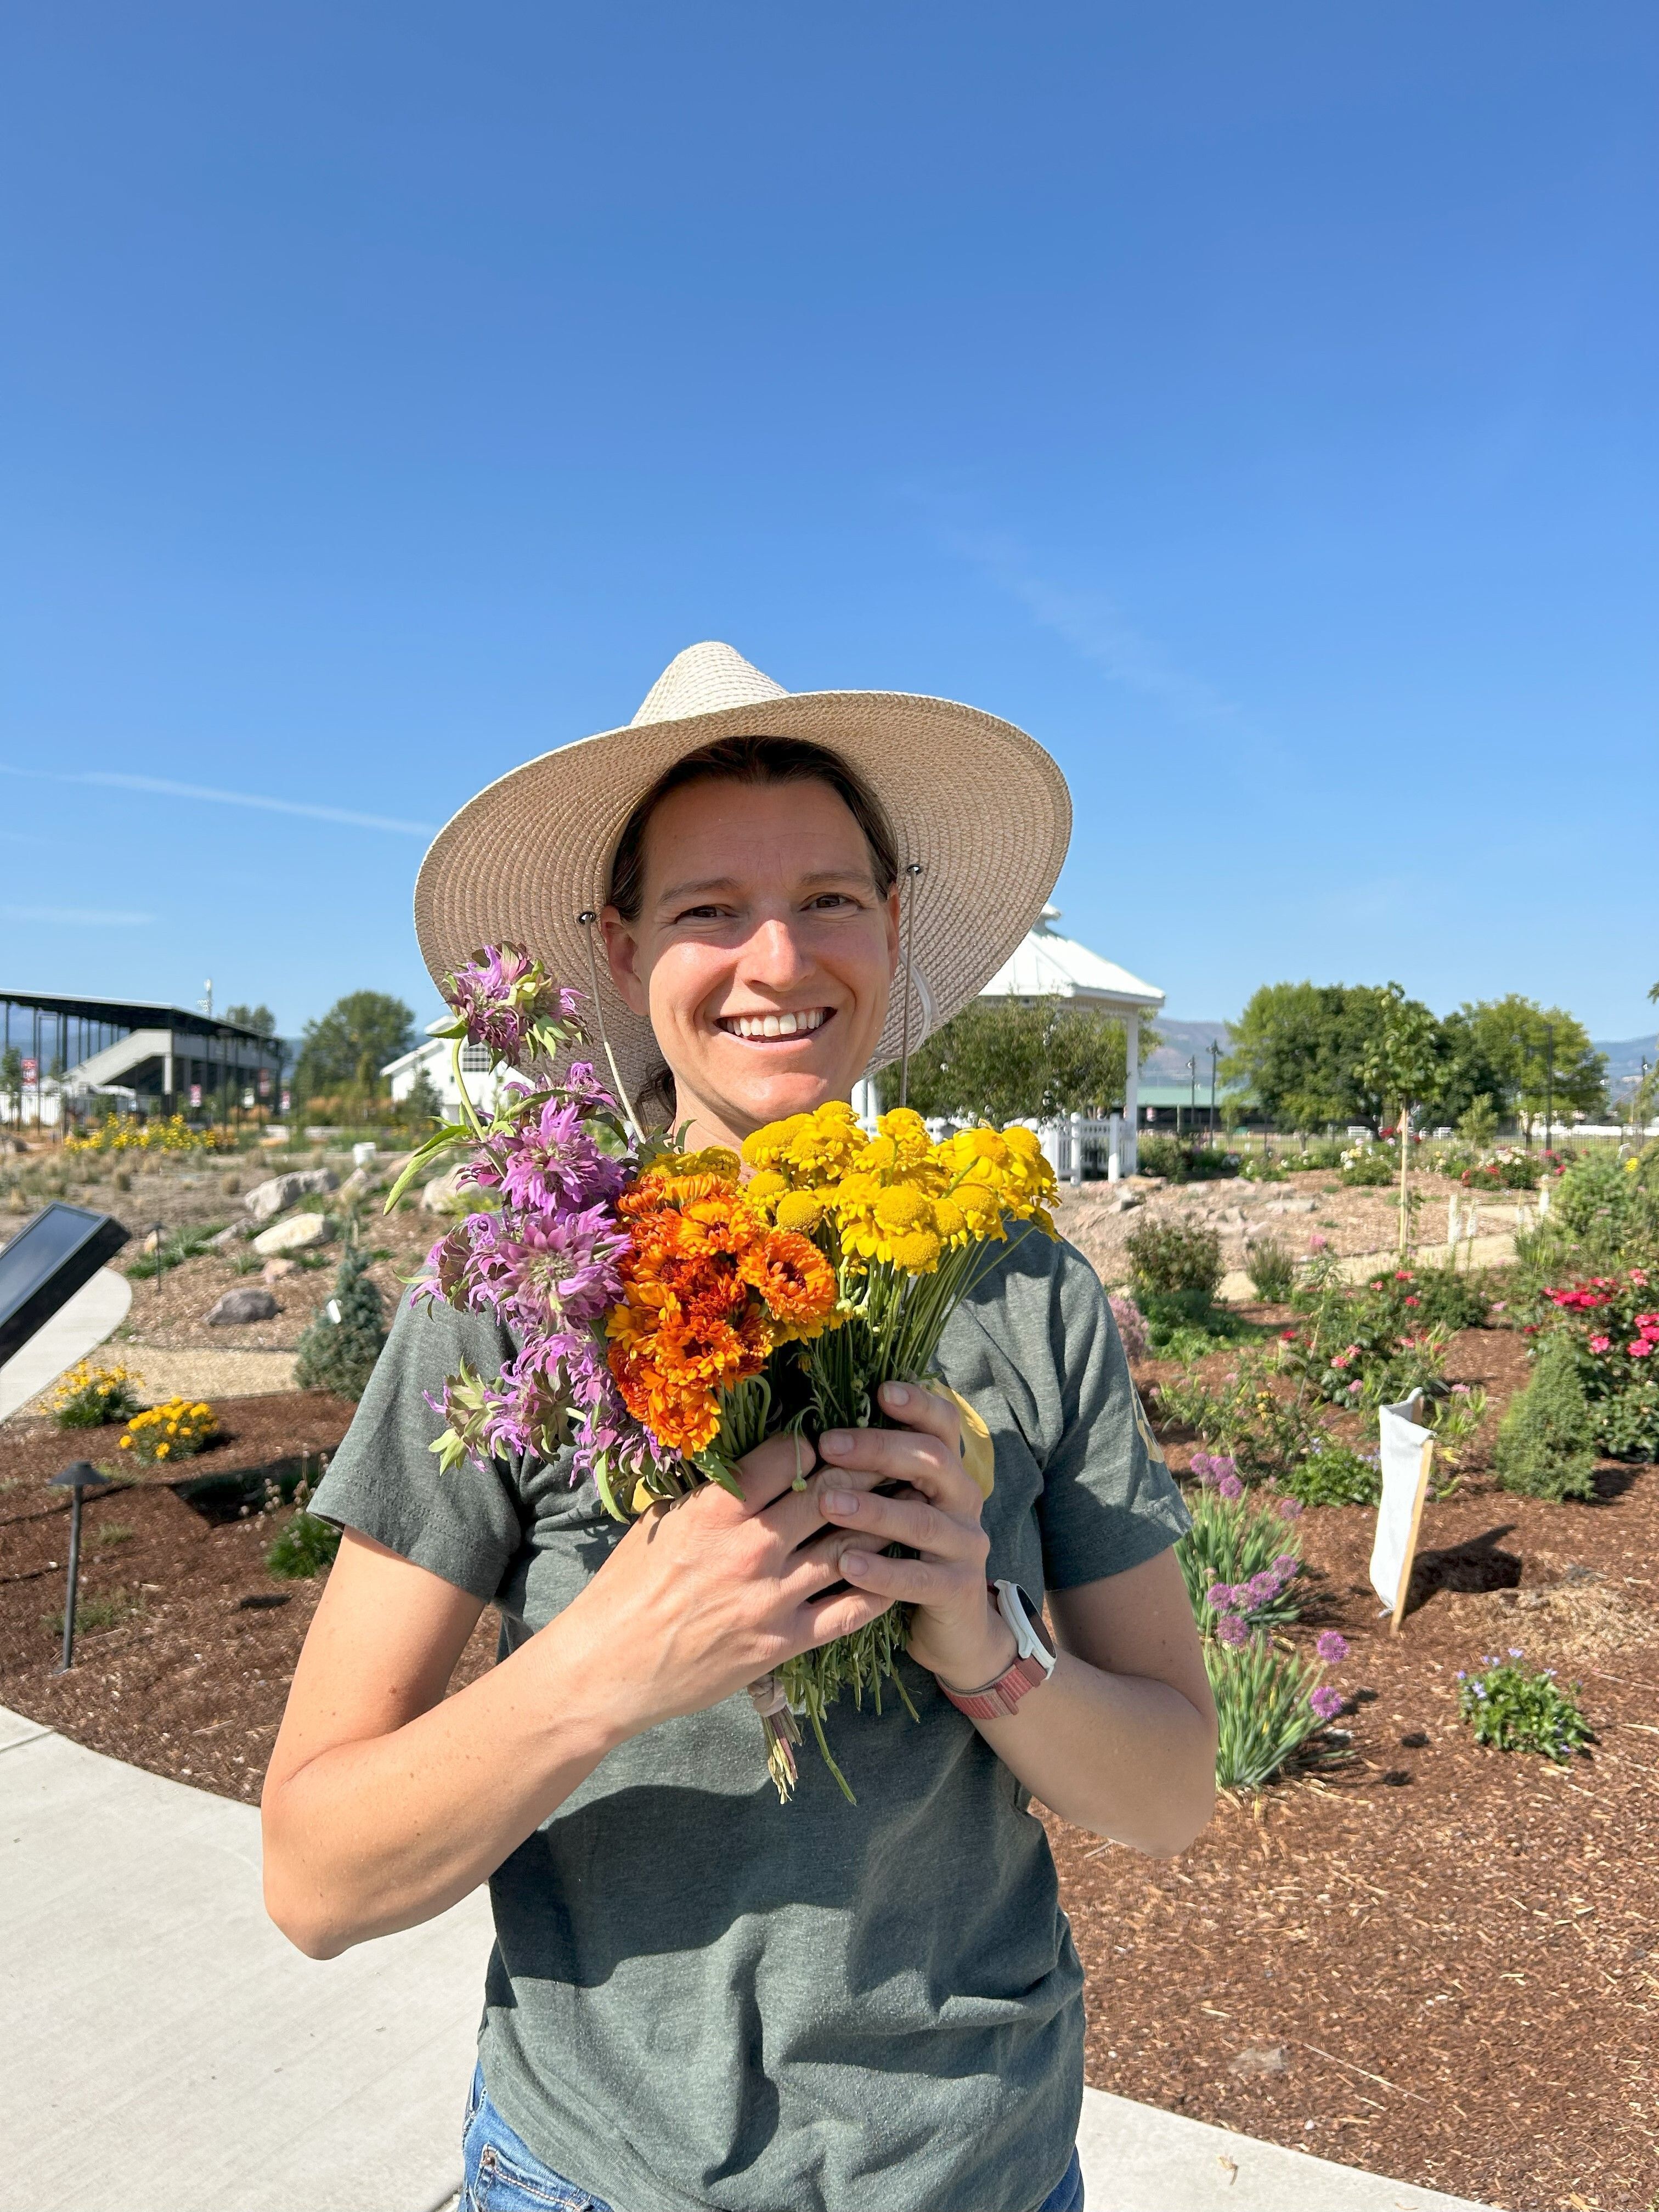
top-left (1441, 997), bottom-right (1605, 1137)
top-left (224, 1003), bottom-right (277, 1037)
top-left (1358, 983), bottom-right (1446, 1252)
top-left (400, 1064), bottom-right (444, 1129)
top-left (879, 997), bottom-right (1142, 1125)
top-left (1220, 981), bottom-right (1400, 1129)
top-left (294, 1244), bottom-right (388, 1400)
top-left (292, 992), bottom-right (417, 1104)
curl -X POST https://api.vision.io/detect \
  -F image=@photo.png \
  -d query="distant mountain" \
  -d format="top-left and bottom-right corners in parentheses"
top-left (1144, 1018), bottom-right (1232, 1082)
top-left (1597, 1034), bottom-right (1658, 1101)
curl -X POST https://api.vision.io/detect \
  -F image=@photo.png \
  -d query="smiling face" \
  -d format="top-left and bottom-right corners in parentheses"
top-left (601, 774), bottom-right (900, 1150)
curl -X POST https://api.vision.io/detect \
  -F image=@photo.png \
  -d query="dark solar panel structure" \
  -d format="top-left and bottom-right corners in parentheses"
top-left (0, 1203), bottom-right (131, 1367)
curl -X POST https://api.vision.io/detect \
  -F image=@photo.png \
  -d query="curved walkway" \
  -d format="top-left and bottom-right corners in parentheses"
top-left (0, 1266), bottom-right (132, 1424)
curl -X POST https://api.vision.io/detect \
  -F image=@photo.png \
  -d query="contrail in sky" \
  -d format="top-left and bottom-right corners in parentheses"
top-left (0, 763), bottom-right (436, 837)
top-left (2, 904), bottom-right (155, 926)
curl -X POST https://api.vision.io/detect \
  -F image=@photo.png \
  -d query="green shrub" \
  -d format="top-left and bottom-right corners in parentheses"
top-left (265, 1510), bottom-right (341, 1579)
top-left (1154, 1353), bottom-right (1318, 1482)
top-left (49, 1359), bottom-right (143, 1429)
top-left (1275, 1435), bottom-right (1382, 1507)
top-left (294, 1245), bottom-right (387, 1400)
top-left (1178, 1475), bottom-right (1304, 1635)
top-left (1245, 1234), bottom-right (1295, 1304)
top-left (1398, 1261), bottom-right (1491, 1333)
top-left (1136, 1134), bottom-right (1239, 1183)
top-left (1458, 1654), bottom-right (1591, 1763)
top-left (1206, 1628), bottom-right (1350, 1791)
top-left (1596, 1380), bottom-right (1659, 1463)
top-left (1340, 1146), bottom-right (1396, 1187)
top-left (1494, 1335), bottom-right (1598, 1500)
top-left (1126, 1216), bottom-right (1223, 1302)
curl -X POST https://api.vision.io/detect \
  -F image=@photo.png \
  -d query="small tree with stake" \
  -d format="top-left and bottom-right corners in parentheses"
top-left (1358, 984), bottom-right (1445, 1256)
top-left (294, 1243), bottom-right (387, 1401)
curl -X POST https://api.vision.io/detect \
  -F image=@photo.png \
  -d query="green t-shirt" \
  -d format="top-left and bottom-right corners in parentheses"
top-left (310, 1227), bottom-right (1188, 2212)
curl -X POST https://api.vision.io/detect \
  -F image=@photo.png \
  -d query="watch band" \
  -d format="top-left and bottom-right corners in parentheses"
top-left (939, 1581), bottom-right (1056, 1722)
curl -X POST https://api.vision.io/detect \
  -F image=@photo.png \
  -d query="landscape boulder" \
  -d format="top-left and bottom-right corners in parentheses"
top-left (262, 1257), bottom-right (300, 1283)
top-left (208, 1220), bottom-right (252, 1250)
top-left (1266, 1197), bottom-right (1318, 1215)
top-left (206, 1285), bottom-right (280, 1326)
top-left (420, 1164), bottom-right (475, 1215)
top-left (244, 1168), bottom-right (338, 1222)
top-left (252, 1212), bottom-right (334, 1257)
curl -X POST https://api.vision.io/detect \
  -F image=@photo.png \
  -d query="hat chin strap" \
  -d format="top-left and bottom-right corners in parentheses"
top-left (577, 911), bottom-right (647, 1145)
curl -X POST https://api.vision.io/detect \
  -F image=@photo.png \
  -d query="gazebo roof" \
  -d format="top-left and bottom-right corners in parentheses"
top-left (979, 908), bottom-right (1165, 1014)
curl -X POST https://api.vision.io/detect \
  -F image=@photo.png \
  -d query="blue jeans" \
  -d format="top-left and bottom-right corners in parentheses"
top-left (461, 2065), bottom-right (1085, 2212)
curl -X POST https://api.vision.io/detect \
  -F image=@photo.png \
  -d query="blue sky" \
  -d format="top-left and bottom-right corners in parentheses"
top-left (3, 4), bottom-right (1655, 1044)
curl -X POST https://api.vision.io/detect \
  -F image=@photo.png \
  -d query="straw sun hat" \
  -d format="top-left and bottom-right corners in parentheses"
top-left (414, 641), bottom-right (1071, 1112)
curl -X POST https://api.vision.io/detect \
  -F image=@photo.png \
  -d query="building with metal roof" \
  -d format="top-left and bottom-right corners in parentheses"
top-left (0, 990), bottom-right (284, 1127)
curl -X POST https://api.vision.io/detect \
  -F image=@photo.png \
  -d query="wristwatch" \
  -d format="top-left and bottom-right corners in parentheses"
top-left (938, 1581), bottom-right (1057, 1721)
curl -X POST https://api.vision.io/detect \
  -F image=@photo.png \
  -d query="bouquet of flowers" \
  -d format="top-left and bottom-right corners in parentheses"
top-left (389, 946), bottom-right (1057, 1800)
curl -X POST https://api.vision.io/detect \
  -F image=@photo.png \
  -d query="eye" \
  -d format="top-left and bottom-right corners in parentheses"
top-left (673, 902), bottom-right (735, 924)
top-left (806, 891), bottom-right (862, 912)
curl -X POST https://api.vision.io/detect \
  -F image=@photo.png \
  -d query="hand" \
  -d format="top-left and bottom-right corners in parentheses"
top-left (815, 1381), bottom-right (1014, 1693)
top-left (563, 1430), bottom-right (896, 1741)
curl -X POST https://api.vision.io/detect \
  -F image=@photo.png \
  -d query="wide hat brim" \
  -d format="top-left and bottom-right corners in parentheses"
top-left (414, 669), bottom-right (1071, 1114)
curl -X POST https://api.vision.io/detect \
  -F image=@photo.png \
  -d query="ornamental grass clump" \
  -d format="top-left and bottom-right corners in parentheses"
top-left (118, 1397), bottom-right (217, 1466)
top-left (1244, 1233), bottom-right (1296, 1304)
top-left (1178, 1465), bottom-right (1304, 1639)
top-left (1458, 1651), bottom-right (1591, 1763)
top-left (50, 1359), bottom-right (142, 1429)
top-left (1208, 1626), bottom-right (1350, 1792)
top-left (391, 943), bottom-right (1059, 1804)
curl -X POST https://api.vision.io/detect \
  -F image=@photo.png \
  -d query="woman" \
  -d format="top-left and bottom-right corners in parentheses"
top-left (263, 641), bottom-right (1215, 2212)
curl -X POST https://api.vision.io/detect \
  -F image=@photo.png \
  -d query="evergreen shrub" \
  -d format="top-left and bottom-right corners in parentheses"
top-left (1494, 1335), bottom-right (1598, 1501)
top-left (294, 1245), bottom-right (387, 1400)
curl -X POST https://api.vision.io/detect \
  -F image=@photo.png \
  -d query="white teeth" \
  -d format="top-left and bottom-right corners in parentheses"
top-left (723, 1008), bottom-right (828, 1039)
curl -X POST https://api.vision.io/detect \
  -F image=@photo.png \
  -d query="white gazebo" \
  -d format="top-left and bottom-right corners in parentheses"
top-left (977, 906), bottom-right (1165, 1176)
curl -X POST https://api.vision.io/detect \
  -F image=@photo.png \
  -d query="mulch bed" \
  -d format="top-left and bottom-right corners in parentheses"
top-left (4, 1334), bottom-right (1656, 2208)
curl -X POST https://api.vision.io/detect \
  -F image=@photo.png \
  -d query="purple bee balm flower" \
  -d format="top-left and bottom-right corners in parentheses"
top-left (1315, 1630), bottom-right (1348, 1664)
top-left (1216, 1613), bottom-right (1250, 1647)
top-left (471, 1096), bottom-right (627, 1215)
top-left (1308, 1684), bottom-right (1344, 1722)
top-left (439, 943), bottom-right (583, 1067)
top-left (1216, 1471), bottom-right (1245, 1500)
top-left (495, 1206), bottom-right (630, 1332)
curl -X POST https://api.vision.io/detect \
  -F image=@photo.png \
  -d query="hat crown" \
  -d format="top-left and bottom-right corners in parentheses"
top-left (631, 640), bottom-right (788, 728)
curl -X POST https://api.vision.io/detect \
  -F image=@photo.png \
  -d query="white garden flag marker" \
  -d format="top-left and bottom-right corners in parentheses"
top-left (1370, 1390), bottom-right (1436, 1633)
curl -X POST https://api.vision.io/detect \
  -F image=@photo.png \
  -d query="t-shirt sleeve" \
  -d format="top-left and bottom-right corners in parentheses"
top-left (306, 1287), bottom-right (527, 1602)
top-left (1034, 1242), bottom-right (1189, 1589)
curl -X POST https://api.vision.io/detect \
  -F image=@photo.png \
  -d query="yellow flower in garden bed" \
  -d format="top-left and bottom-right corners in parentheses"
top-left (49, 1359), bottom-right (144, 1429)
top-left (118, 1397), bottom-right (217, 1465)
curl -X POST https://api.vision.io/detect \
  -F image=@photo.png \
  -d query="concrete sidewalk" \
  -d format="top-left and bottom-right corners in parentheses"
top-left (0, 1265), bottom-right (132, 1424)
top-left (0, 1708), bottom-right (1487, 2212)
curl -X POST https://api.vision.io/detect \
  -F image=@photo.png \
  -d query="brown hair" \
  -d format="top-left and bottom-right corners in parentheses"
top-left (606, 735), bottom-right (900, 1122)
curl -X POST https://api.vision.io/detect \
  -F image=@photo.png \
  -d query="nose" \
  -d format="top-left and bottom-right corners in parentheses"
top-left (740, 913), bottom-right (815, 992)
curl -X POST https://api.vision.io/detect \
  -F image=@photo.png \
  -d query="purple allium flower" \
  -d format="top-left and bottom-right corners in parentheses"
top-left (1216, 1613), bottom-right (1250, 1647)
top-left (1308, 1684), bottom-right (1344, 1722)
top-left (1275, 1496), bottom-right (1304, 1521)
top-left (1315, 1630), bottom-right (1349, 1664)
top-left (1206, 1582), bottom-right (1240, 1611)
top-left (1109, 1293), bottom-right (1150, 1363)
top-left (1244, 1569), bottom-right (1282, 1609)
top-left (1216, 1471), bottom-right (1245, 1500)
top-left (439, 943), bottom-right (583, 1066)
top-left (1271, 1552), bottom-right (1300, 1579)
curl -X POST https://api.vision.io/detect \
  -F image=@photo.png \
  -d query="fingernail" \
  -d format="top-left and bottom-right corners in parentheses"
top-left (822, 1490), bottom-right (858, 1514)
top-left (883, 1382), bottom-right (910, 1406)
top-left (841, 1551), bottom-right (871, 1574)
top-left (821, 1431), bottom-right (851, 1456)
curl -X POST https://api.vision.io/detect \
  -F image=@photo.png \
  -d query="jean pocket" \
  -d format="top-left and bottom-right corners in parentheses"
top-left (470, 2138), bottom-right (604, 2212)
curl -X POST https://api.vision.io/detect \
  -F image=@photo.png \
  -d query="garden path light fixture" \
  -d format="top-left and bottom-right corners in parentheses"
top-left (50, 1459), bottom-right (117, 1672)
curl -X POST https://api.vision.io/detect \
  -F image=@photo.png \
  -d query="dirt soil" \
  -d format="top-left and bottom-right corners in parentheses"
top-left (1055, 1167), bottom-right (1527, 1289)
top-left (4, 1296), bottom-right (1656, 2208)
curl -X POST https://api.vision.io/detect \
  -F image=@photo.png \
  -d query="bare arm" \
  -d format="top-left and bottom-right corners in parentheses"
top-left (818, 1383), bottom-right (1216, 1857)
top-left (261, 1432), bottom-right (890, 1959)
